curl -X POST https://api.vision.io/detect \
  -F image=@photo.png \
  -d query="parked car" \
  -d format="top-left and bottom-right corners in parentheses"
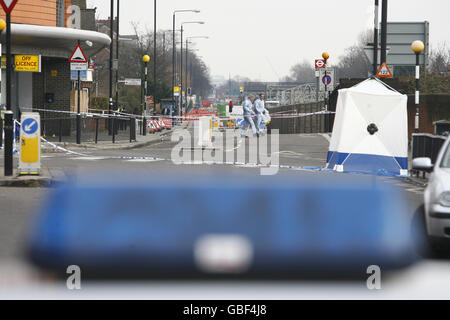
top-left (413, 135), bottom-right (450, 254)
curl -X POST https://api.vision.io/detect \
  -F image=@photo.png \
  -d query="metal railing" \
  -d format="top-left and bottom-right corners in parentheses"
top-left (412, 133), bottom-right (447, 164)
top-left (269, 102), bottom-right (335, 134)
top-left (40, 114), bottom-right (137, 144)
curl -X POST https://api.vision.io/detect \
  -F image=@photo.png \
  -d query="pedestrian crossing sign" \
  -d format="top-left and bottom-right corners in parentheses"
top-left (376, 62), bottom-right (393, 78)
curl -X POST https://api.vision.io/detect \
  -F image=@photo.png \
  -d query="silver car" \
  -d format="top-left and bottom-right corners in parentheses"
top-left (413, 136), bottom-right (450, 252)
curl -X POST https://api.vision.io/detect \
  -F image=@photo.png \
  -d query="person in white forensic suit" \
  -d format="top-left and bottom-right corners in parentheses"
top-left (254, 93), bottom-right (267, 135)
top-left (260, 108), bottom-right (271, 134)
top-left (241, 94), bottom-right (258, 138)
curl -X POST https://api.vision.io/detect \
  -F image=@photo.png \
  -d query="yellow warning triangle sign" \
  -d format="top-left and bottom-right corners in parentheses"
top-left (376, 62), bottom-right (393, 78)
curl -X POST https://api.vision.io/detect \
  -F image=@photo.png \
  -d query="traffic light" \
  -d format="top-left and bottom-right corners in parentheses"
top-left (229, 101), bottom-right (233, 113)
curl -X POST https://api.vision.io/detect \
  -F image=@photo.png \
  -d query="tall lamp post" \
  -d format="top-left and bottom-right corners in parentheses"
top-left (373, 0), bottom-right (379, 75)
top-left (322, 52), bottom-right (330, 111)
top-left (4, 6), bottom-right (14, 176)
top-left (153, 0), bottom-right (157, 115)
top-left (115, 0), bottom-right (120, 112)
top-left (411, 40), bottom-right (425, 133)
top-left (180, 21), bottom-right (204, 119)
top-left (109, 0), bottom-right (114, 129)
top-left (173, 10), bottom-right (200, 118)
top-left (0, 19), bottom-right (5, 149)
top-left (380, 0), bottom-right (388, 65)
top-left (142, 54), bottom-right (151, 136)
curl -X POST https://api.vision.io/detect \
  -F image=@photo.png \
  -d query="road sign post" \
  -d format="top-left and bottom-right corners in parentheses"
top-left (18, 113), bottom-right (41, 175)
top-left (69, 43), bottom-right (88, 145)
top-left (1, 0), bottom-right (18, 177)
top-left (315, 59), bottom-right (325, 102)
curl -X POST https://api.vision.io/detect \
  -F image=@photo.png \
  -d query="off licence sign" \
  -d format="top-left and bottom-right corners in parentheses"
top-left (15, 55), bottom-right (41, 72)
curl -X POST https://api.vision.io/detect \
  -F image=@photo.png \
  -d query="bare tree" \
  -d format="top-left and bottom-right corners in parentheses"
top-left (284, 60), bottom-right (315, 84)
top-left (335, 30), bottom-right (372, 79)
top-left (428, 44), bottom-right (450, 75)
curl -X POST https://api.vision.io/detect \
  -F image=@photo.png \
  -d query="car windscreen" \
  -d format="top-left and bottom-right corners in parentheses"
top-left (441, 141), bottom-right (450, 168)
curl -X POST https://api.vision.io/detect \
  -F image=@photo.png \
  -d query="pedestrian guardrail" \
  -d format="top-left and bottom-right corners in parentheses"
top-left (269, 102), bottom-right (335, 134)
top-left (412, 133), bottom-right (447, 164)
top-left (40, 114), bottom-right (137, 144)
top-left (411, 133), bottom-right (447, 178)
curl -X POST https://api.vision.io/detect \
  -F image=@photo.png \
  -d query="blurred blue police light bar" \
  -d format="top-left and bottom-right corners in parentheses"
top-left (26, 173), bottom-right (423, 279)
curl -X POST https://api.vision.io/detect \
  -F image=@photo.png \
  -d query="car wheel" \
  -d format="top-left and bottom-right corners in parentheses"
top-left (411, 204), bottom-right (429, 258)
top-left (428, 237), bottom-right (450, 259)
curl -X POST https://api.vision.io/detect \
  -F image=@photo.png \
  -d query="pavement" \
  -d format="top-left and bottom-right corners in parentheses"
top-left (0, 167), bottom-right (52, 187)
top-left (0, 124), bottom-right (187, 187)
top-left (41, 126), bottom-right (179, 153)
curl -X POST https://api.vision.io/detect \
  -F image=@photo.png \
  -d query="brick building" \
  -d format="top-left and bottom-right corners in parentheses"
top-left (0, 0), bottom-right (110, 121)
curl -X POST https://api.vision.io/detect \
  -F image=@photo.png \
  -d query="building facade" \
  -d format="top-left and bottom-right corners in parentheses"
top-left (0, 0), bottom-right (110, 127)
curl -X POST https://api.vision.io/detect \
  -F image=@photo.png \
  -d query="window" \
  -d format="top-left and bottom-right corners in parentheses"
top-left (441, 141), bottom-right (450, 168)
top-left (56, 0), bottom-right (65, 27)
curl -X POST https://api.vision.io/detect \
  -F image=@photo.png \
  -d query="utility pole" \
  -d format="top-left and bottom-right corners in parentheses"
top-left (180, 24), bottom-right (183, 119)
top-left (76, 40), bottom-right (81, 145)
top-left (373, 0), bottom-right (379, 75)
top-left (172, 13), bottom-right (176, 116)
top-left (109, 0), bottom-right (114, 134)
top-left (153, 0), bottom-right (157, 115)
top-left (4, 4), bottom-right (15, 177)
top-left (380, 0), bottom-right (388, 65)
top-left (0, 19), bottom-right (5, 149)
top-left (115, 0), bottom-right (120, 112)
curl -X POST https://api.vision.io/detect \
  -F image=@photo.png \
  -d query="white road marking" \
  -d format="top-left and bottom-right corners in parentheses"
top-left (126, 159), bottom-right (164, 163)
top-left (70, 157), bottom-right (108, 161)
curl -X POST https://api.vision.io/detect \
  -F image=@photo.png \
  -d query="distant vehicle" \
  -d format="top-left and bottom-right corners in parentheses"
top-left (265, 100), bottom-right (280, 108)
top-left (413, 136), bottom-right (450, 253)
top-left (202, 100), bottom-right (213, 108)
top-left (160, 99), bottom-right (175, 116)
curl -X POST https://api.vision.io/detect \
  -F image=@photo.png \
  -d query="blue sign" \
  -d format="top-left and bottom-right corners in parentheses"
top-left (322, 75), bottom-right (332, 86)
top-left (236, 118), bottom-right (245, 127)
top-left (71, 70), bottom-right (88, 81)
top-left (22, 118), bottom-right (38, 135)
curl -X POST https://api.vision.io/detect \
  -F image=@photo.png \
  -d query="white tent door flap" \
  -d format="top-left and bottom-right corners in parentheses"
top-left (326, 78), bottom-right (409, 177)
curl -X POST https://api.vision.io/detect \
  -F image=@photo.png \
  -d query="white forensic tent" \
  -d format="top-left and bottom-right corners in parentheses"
top-left (326, 78), bottom-right (409, 177)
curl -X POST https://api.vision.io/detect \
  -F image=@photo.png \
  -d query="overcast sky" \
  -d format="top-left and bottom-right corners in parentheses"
top-left (87, 0), bottom-right (450, 82)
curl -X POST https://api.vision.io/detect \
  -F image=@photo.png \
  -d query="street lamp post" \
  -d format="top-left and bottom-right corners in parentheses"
top-left (180, 24), bottom-right (184, 120)
top-left (173, 10), bottom-right (200, 120)
top-left (0, 19), bottom-right (5, 149)
top-left (115, 0), bottom-right (120, 113)
top-left (380, 0), bottom-right (388, 65)
top-left (142, 55), bottom-right (151, 136)
top-left (109, 0), bottom-right (114, 133)
top-left (373, 0), bottom-right (379, 75)
top-left (76, 40), bottom-right (81, 145)
top-left (153, 0), bottom-right (156, 115)
top-left (322, 52), bottom-right (330, 111)
top-left (412, 40), bottom-right (425, 133)
top-left (5, 11), bottom-right (13, 176)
